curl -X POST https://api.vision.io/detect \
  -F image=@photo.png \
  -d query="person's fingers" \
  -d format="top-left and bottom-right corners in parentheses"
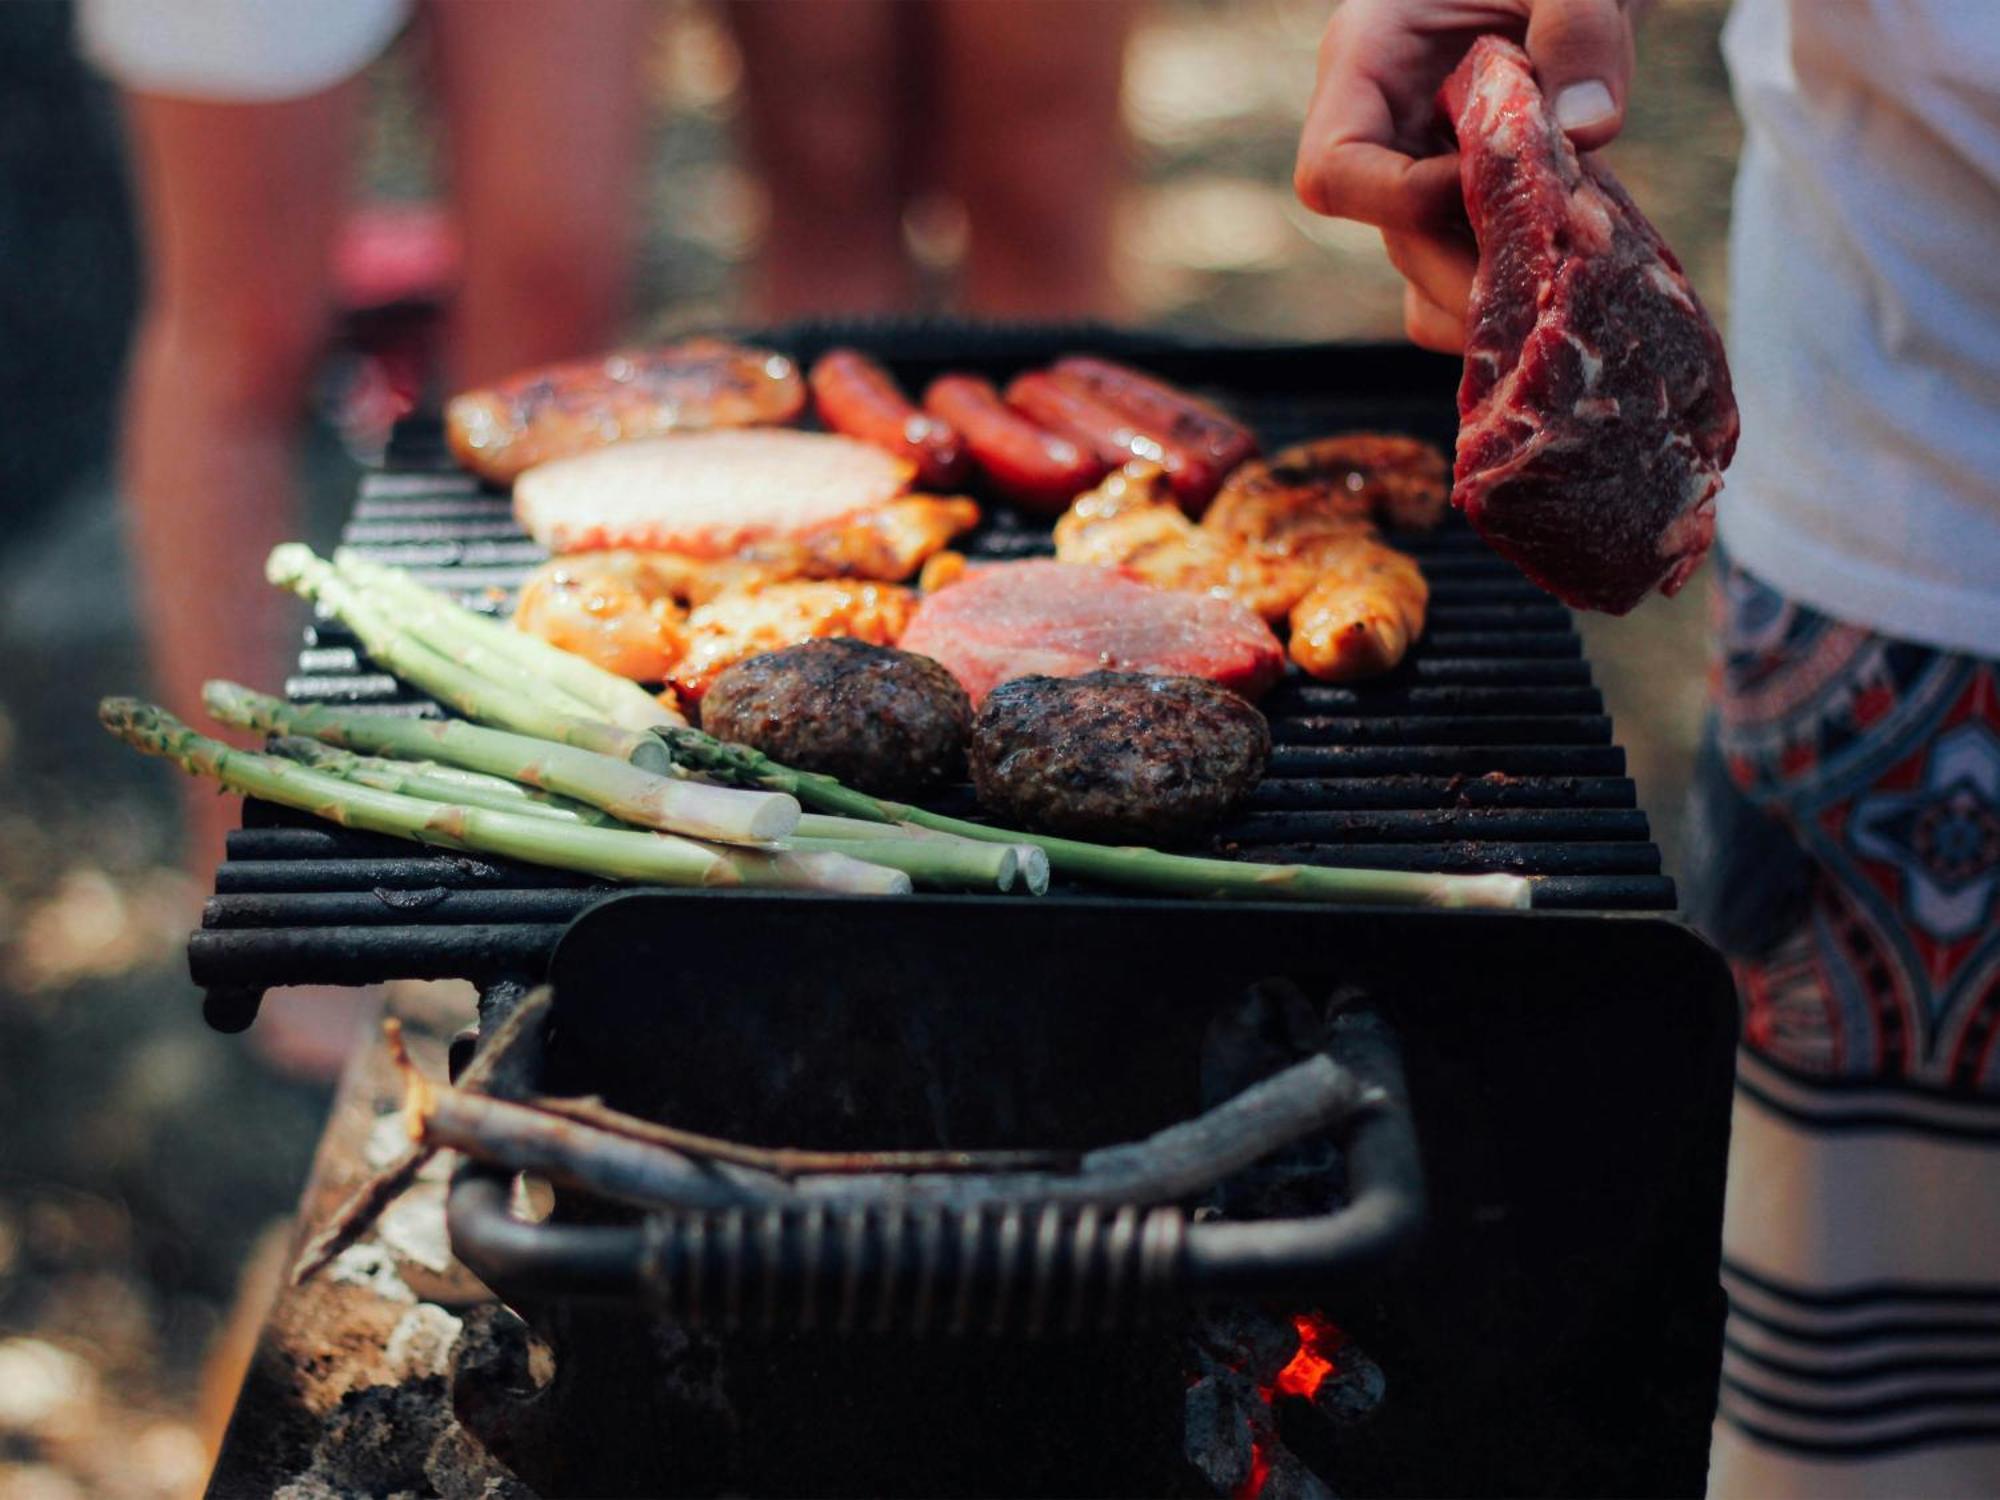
top-left (1293, 8), bottom-right (1466, 230)
top-left (1382, 228), bottom-right (1478, 321)
top-left (1403, 283), bottom-right (1467, 354)
top-left (1296, 139), bottom-right (1465, 232)
top-left (1525, 0), bottom-right (1635, 150)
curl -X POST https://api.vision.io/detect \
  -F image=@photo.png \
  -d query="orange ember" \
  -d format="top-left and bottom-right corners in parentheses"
top-left (1234, 1441), bottom-right (1272, 1500)
top-left (1273, 1313), bottom-right (1344, 1401)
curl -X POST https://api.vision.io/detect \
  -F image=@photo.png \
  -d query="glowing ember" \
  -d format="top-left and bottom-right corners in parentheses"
top-left (1273, 1313), bottom-right (1343, 1401)
top-left (1233, 1440), bottom-right (1272, 1500)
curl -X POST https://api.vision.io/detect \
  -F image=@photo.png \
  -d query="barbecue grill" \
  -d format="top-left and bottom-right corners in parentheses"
top-left (187, 327), bottom-right (1737, 1497)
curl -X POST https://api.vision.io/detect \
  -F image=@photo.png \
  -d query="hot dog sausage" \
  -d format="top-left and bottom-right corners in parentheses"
top-left (1048, 356), bottom-right (1259, 512)
top-left (924, 374), bottom-right (1106, 515)
top-left (810, 348), bottom-right (972, 490)
top-left (1008, 370), bottom-right (1229, 515)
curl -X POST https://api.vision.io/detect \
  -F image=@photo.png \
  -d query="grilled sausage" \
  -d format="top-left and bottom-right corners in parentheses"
top-left (1007, 370), bottom-right (1229, 516)
top-left (810, 349), bottom-right (971, 491)
top-left (446, 337), bottom-right (806, 485)
top-left (970, 671), bottom-right (1269, 844)
top-left (1048, 356), bottom-right (1259, 512)
top-left (701, 638), bottom-right (971, 798)
top-left (923, 374), bottom-right (1106, 514)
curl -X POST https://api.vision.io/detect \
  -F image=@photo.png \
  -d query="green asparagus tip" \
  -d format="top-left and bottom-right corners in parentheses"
top-left (265, 542), bottom-right (316, 587)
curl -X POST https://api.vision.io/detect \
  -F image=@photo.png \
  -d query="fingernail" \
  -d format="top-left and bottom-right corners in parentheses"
top-left (1553, 80), bottom-right (1616, 133)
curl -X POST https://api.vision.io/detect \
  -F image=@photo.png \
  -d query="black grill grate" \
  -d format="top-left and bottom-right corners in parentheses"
top-left (193, 335), bottom-right (1674, 1022)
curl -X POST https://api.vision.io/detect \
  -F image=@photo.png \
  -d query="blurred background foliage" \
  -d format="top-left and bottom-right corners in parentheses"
top-left (0, 2), bottom-right (1736, 1494)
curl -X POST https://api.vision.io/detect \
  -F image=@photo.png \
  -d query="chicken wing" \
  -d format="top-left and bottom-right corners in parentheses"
top-left (1205, 433), bottom-right (1450, 546)
top-left (510, 552), bottom-right (688, 683)
top-left (1287, 539), bottom-right (1429, 682)
top-left (670, 580), bottom-right (916, 703)
top-left (1052, 464), bottom-right (1318, 622)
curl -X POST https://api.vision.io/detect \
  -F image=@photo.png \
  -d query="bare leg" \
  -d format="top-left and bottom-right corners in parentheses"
top-left (427, 0), bottom-right (650, 387)
top-left (120, 86), bottom-right (361, 879)
top-left (727, 0), bottom-right (914, 319)
top-left (936, 0), bottom-right (1133, 319)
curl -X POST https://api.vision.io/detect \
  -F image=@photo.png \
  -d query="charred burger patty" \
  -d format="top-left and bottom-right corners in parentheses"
top-left (969, 672), bottom-right (1269, 843)
top-left (700, 638), bottom-right (971, 798)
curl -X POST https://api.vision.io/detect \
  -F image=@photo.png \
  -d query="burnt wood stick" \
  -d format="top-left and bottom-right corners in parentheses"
top-left (421, 1053), bottom-right (1362, 1215)
top-left (526, 1095), bottom-right (1081, 1178)
top-left (417, 1077), bottom-right (788, 1211)
top-left (289, 985), bottom-right (554, 1284)
top-left (777, 1052), bottom-right (1363, 1209)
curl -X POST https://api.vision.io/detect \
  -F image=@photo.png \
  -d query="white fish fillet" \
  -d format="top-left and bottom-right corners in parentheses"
top-left (514, 430), bottom-right (915, 557)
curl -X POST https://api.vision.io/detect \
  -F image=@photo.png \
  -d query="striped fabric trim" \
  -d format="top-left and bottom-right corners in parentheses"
top-left (1736, 1050), bottom-right (2000, 1142)
top-left (1721, 1260), bottom-right (2000, 1458)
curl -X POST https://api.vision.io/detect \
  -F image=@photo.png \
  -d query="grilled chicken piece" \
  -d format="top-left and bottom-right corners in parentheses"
top-left (1288, 540), bottom-right (1429, 682)
top-left (1052, 464), bottom-right (1318, 622)
top-left (671, 579), bottom-right (916, 703)
top-left (1053, 460), bottom-right (1432, 682)
top-left (514, 430), bottom-right (915, 557)
top-left (1205, 433), bottom-right (1450, 544)
top-left (740, 496), bottom-right (981, 582)
top-left (511, 552), bottom-right (689, 683)
top-left (446, 337), bottom-right (807, 485)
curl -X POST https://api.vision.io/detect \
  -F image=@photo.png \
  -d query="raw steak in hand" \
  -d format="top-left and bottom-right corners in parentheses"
top-left (1440, 37), bottom-right (1738, 614)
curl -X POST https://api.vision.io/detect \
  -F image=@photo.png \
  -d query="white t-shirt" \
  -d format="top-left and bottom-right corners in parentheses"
top-left (1719, 0), bottom-right (2000, 657)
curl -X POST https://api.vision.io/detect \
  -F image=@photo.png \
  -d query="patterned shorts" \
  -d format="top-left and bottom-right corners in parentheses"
top-left (1689, 556), bottom-right (2000, 1092)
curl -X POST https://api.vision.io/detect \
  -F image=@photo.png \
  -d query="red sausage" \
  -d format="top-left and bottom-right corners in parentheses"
top-left (923, 375), bottom-right (1106, 515)
top-left (1048, 356), bottom-right (1259, 511)
top-left (1004, 371), bottom-right (1217, 513)
top-left (810, 348), bottom-right (971, 490)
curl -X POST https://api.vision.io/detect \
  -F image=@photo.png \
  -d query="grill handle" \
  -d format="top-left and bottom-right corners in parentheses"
top-left (446, 1011), bottom-right (1423, 1333)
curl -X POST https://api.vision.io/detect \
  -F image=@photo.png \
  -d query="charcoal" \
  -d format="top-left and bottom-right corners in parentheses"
top-left (1189, 1302), bottom-right (1301, 1387)
top-left (1183, 1368), bottom-right (1266, 1495)
top-left (1306, 1347), bottom-right (1386, 1428)
top-left (1263, 1446), bottom-right (1339, 1500)
top-left (308, 1377), bottom-right (450, 1495)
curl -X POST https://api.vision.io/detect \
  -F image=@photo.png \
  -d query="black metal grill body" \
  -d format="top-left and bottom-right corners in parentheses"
top-left (194, 331), bottom-right (1680, 1019)
top-left (451, 894), bottom-right (1735, 1498)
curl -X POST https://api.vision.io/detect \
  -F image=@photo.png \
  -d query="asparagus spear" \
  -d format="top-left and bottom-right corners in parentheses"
top-left (267, 736), bottom-right (619, 826)
top-left (332, 549), bottom-right (686, 731)
top-left (101, 700), bottom-right (909, 895)
top-left (268, 544), bottom-right (668, 767)
top-left (204, 681), bottom-right (798, 846)
top-left (270, 737), bottom-right (1037, 893)
top-left (657, 726), bottom-right (1533, 910)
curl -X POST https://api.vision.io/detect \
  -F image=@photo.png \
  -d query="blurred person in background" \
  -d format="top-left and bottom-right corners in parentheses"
top-left (727, 0), bottom-right (1134, 320)
top-left (81, 0), bottom-right (652, 889)
top-left (1292, 1), bottom-right (2000, 1495)
top-left (84, 0), bottom-right (649, 1080)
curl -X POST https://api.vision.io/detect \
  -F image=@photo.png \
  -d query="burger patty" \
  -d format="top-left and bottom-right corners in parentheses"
top-left (969, 672), bottom-right (1269, 844)
top-left (700, 638), bottom-right (971, 798)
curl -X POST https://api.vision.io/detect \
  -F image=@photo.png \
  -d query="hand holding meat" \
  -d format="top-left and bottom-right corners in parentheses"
top-left (1440, 38), bottom-right (1737, 611)
top-left (1293, 0), bottom-right (1638, 354)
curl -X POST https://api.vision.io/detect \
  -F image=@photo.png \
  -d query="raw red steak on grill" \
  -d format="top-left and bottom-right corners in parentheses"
top-left (1439, 36), bottom-right (1738, 614)
top-left (899, 560), bottom-right (1285, 704)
